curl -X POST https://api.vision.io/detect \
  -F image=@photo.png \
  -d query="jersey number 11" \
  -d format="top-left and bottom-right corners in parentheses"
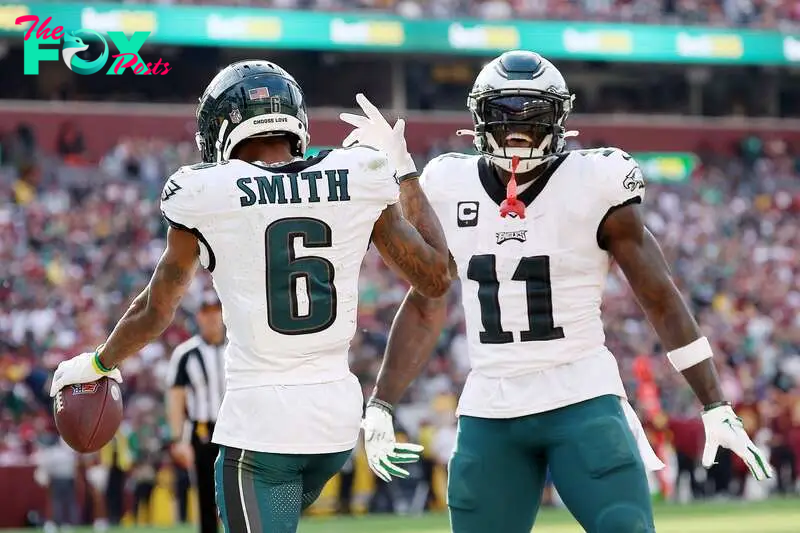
top-left (467, 254), bottom-right (565, 344)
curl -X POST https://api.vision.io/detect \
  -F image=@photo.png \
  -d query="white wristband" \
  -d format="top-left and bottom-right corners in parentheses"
top-left (667, 336), bottom-right (713, 371)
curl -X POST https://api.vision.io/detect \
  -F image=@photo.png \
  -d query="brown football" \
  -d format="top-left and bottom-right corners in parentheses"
top-left (54, 377), bottom-right (124, 453)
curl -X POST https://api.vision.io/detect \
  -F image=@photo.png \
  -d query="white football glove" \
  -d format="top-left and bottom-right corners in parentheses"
top-left (339, 93), bottom-right (417, 179)
top-left (701, 404), bottom-right (774, 481)
top-left (362, 402), bottom-right (424, 483)
top-left (49, 351), bottom-right (123, 397)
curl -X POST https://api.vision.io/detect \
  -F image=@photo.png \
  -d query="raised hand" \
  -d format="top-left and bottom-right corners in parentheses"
top-left (340, 93), bottom-right (417, 179)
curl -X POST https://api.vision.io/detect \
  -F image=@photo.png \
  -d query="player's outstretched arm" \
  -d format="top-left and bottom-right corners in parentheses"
top-left (372, 258), bottom-right (454, 403)
top-left (372, 176), bottom-right (455, 403)
top-left (362, 178), bottom-right (451, 482)
top-left (360, 285), bottom-right (451, 482)
top-left (600, 204), bottom-right (718, 402)
top-left (49, 227), bottom-right (200, 396)
top-left (601, 203), bottom-right (773, 480)
top-left (99, 227), bottom-right (200, 368)
top-left (371, 181), bottom-right (450, 298)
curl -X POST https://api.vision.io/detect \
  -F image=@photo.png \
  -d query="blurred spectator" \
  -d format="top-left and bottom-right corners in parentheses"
top-left (99, 432), bottom-right (133, 525)
top-left (668, 416), bottom-right (705, 499)
top-left (33, 434), bottom-right (79, 533)
top-left (56, 122), bottom-right (86, 166)
top-left (766, 386), bottom-right (799, 494)
top-left (130, 411), bottom-right (163, 525)
top-left (5, 123), bottom-right (37, 170)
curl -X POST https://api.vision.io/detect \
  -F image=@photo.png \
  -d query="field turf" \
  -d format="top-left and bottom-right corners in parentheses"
top-left (300, 499), bottom-right (799, 532)
top-left (6, 499), bottom-right (798, 533)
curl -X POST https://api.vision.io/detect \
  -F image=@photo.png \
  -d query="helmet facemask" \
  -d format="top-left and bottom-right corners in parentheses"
top-left (470, 90), bottom-right (572, 173)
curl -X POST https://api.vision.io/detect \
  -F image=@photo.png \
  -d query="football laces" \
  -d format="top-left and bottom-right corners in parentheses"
top-left (55, 390), bottom-right (65, 413)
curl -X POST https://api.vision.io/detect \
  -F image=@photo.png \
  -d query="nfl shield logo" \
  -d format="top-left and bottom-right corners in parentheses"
top-left (72, 382), bottom-right (100, 395)
top-left (229, 108), bottom-right (242, 124)
top-left (248, 87), bottom-right (270, 101)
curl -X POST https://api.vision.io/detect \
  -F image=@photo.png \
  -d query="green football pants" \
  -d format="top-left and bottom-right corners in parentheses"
top-left (448, 395), bottom-right (655, 533)
top-left (214, 445), bottom-right (352, 533)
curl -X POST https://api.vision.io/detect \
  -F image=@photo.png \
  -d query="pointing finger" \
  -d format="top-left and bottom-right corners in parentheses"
top-left (355, 93), bottom-right (385, 124)
top-left (392, 118), bottom-right (406, 137)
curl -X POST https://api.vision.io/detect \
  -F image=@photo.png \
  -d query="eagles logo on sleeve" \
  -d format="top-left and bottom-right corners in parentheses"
top-left (161, 178), bottom-right (182, 202)
top-left (622, 166), bottom-right (645, 193)
top-left (591, 148), bottom-right (645, 209)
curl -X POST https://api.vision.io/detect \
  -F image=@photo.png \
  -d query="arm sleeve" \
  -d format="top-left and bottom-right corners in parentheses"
top-left (159, 166), bottom-right (214, 270)
top-left (348, 146), bottom-right (400, 208)
top-left (595, 148), bottom-right (646, 250)
top-left (601, 148), bottom-right (646, 208)
top-left (160, 166), bottom-right (204, 230)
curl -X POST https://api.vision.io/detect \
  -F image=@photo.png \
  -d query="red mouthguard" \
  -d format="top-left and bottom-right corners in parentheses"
top-left (500, 156), bottom-right (526, 219)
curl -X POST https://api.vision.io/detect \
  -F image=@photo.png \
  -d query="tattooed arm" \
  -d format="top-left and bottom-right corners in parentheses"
top-left (98, 227), bottom-right (200, 368)
top-left (370, 178), bottom-right (455, 405)
top-left (601, 204), bottom-right (724, 405)
top-left (371, 179), bottom-right (450, 298)
top-left (372, 258), bottom-right (456, 404)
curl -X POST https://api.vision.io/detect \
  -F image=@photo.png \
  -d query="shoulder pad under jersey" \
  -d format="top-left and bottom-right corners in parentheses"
top-left (420, 152), bottom-right (478, 195)
top-left (160, 162), bottom-right (225, 227)
top-left (573, 147), bottom-right (645, 208)
top-left (329, 145), bottom-right (398, 206)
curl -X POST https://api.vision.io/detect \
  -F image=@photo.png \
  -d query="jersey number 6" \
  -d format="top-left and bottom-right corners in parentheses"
top-left (467, 254), bottom-right (565, 344)
top-left (265, 217), bottom-right (337, 335)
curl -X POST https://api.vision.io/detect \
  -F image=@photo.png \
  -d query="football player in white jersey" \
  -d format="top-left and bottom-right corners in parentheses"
top-left (354, 51), bottom-right (774, 532)
top-left (49, 61), bottom-right (449, 533)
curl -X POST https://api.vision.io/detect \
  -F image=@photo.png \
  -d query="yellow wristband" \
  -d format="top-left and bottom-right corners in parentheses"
top-left (92, 348), bottom-right (115, 373)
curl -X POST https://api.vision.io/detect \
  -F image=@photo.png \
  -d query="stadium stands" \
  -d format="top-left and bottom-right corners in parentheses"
top-left (2, 128), bottom-right (798, 498)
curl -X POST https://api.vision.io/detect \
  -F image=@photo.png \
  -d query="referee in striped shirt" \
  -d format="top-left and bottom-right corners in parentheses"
top-left (167, 291), bottom-right (226, 533)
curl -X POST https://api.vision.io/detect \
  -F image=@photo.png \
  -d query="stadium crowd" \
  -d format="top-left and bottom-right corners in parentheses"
top-left (101, 0), bottom-right (800, 29)
top-left (0, 121), bottom-right (798, 523)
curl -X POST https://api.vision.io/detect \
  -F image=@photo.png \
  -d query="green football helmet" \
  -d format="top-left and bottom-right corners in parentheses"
top-left (195, 60), bottom-right (310, 163)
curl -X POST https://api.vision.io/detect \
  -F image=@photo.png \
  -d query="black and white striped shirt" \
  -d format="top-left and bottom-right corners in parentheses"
top-left (166, 335), bottom-right (226, 424)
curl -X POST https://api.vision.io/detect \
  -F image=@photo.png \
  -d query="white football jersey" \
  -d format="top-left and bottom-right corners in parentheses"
top-left (160, 146), bottom-right (398, 453)
top-left (421, 148), bottom-right (645, 418)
